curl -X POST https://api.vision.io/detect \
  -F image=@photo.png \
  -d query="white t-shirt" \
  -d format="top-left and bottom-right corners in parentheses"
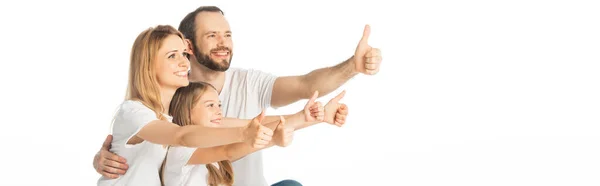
top-left (162, 68), bottom-right (277, 186)
top-left (221, 68), bottom-right (277, 186)
top-left (162, 147), bottom-right (221, 186)
top-left (97, 100), bottom-right (173, 186)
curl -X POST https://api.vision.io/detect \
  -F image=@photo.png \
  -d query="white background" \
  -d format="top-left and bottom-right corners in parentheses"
top-left (0, 0), bottom-right (599, 185)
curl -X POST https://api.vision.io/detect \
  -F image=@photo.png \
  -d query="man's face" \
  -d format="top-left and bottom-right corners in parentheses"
top-left (192, 11), bottom-right (233, 72)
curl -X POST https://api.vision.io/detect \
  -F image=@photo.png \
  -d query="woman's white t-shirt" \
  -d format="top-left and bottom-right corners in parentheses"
top-left (163, 147), bottom-right (220, 186)
top-left (97, 100), bottom-right (173, 186)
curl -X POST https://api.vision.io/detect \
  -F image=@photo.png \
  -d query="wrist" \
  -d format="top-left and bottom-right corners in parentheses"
top-left (239, 125), bottom-right (249, 143)
top-left (347, 56), bottom-right (359, 74)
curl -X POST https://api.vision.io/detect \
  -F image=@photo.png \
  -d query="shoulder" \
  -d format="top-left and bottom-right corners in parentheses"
top-left (119, 100), bottom-right (150, 111)
top-left (114, 100), bottom-right (155, 119)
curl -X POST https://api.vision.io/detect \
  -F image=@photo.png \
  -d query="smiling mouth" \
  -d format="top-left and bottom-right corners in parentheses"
top-left (211, 51), bottom-right (230, 58)
top-left (210, 118), bottom-right (222, 125)
top-left (174, 71), bottom-right (188, 78)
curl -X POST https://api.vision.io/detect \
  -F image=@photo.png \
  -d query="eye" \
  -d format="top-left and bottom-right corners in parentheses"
top-left (225, 34), bottom-right (232, 38)
top-left (183, 52), bottom-right (191, 60)
top-left (218, 104), bottom-right (222, 108)
top-left (207, 103), bottom-right (214, 107)
top-left (208, 34), bottom-right (216, 38)
top-left (168, 53), bottom-right (176, 59)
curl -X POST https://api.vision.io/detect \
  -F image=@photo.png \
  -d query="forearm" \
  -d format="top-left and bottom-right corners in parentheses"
top-left (177, 125), bottom-right (245, 148)
top-left (301, 57), bottom-right (358, 98)
top-left (225, 142), bottom-right (274, 162)
top-left (261, 111), bottom-right (320, 131)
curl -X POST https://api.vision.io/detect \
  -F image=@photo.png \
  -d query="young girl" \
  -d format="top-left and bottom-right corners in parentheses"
top-left (97, 25), bottom-right (275, 186)
top-left (162, 82), bottom-right (349, 186)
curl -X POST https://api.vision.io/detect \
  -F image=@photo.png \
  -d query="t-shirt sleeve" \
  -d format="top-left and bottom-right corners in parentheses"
top-left (111, 101), bottom-right (160, 148)
top-left (245, 68), bottom-right (278, 109)
top-left (163, 147), bottom-right (198, 185)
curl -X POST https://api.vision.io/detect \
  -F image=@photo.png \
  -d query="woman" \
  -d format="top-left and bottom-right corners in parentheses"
top-left (97, 25), bottom-right (272, 186)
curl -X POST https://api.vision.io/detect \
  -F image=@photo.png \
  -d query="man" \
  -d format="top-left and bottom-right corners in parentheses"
top-left (93, 6), bottom-right (382, 186)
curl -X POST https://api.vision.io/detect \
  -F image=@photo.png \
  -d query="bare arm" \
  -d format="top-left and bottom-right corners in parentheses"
top-left (271, 57), bottom-right (358, 108)
top-left (186, 119), bottom-right (290, 164)
top-left (221, 114), bottom-right (296, 128)
top-left (135, 120), bottom-right (247, 148)
top-left (271, 25), bottom-right (382, 108)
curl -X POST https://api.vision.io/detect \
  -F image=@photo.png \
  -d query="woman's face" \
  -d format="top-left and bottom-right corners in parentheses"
top-left (155, 35), bottom-right (190, 89)
top-left (190, 89), bottom-right (223, 127)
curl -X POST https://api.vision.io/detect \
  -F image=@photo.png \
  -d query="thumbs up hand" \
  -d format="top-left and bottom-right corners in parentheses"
top-left (324, 91), bottom-right (349, 127)
top-left (244, 110), bottom-right (274, 148)
top-left (303, 91), bottom-right (324, 122)
top-left (353, 24), bottom-right (382, 75)
top-left (273, 116), bottom-right (294, 147)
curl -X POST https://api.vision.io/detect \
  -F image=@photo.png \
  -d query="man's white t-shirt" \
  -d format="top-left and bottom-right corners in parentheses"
top-left (97, 100), bottom-right (173, 186)
top-left (221, 68), bottom-right (277, 186)
top-left (162, 68), bottom-right (277, 186)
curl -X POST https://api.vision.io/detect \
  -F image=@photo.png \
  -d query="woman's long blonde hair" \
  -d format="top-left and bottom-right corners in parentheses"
top-left (169, 82), bottom-right (235, 186)
top-left (126, 25), bottom-right (185, 120)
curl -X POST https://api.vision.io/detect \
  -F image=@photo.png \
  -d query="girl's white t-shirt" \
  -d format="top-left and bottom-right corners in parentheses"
top-left (97, 100), bottom-right (173, 186)
top-left (163, 147), bottom-right (221, 186)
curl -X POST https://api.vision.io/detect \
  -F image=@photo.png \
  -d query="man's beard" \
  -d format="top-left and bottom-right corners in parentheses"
top-left (195, 46), bottom-right (232, 72)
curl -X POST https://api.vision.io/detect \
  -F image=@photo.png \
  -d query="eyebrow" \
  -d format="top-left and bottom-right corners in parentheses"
top-left (165, 49), bottom-right (179, 55)
top-left (203, 100), bottom-right (221, 104)
top-left (204, 31), bottom-right (232, 35)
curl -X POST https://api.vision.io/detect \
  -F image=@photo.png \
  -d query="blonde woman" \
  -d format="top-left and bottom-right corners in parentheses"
top-left (97, 25), bottom-right (273, 186)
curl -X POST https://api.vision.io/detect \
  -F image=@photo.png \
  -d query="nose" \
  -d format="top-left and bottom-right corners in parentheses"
top-left (179, 54), bottom-right (190, 69)
top-left (216, 35), bottom-right (225, 47)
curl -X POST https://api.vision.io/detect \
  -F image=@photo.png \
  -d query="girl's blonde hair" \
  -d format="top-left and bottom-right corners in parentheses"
top-left (169, 82), bottom-right (234, 186)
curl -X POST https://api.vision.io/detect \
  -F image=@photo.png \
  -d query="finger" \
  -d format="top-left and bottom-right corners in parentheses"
top-left (254, 143), bottom-right (266, 149)
top-left (103, 158), bottom-right (128, 171)
top-left (365, 48), bottom-right (381, 58)
top-left (278, 116), bottom-right (286, 128)
top-left (365, 69), bottom-right (379, 75)
top-left (365, 63), bottom-right (378, 71)
top-left (254, 110), bottom-right (266, 123)
top-left (336, 113), bottom-right (346, 121)
top-left (308, 90), bottom-right (319, 104)
top-left (101, 171), bottom-right (119, 179)
top-left (256, 138), bottom-right (270, 145)
top-left (365, 56), bottom-right (382, 64)
top-left (359, 24), bottom-right (371, 44)
top-left (259, 133), bottom-right (273, 141)
top-left (261, 127), bottom-right (274, 136)
top-left (102, 164), bottom-right (126, 175)
top-left (337, 104), bottom-right (348, 115)
top-left (103, 151), bottom-right (127, 164)
top-left (330, 90), bottom-right (346, 103)
top-left (365, 56), bottom-right (382, 65)
top-left (101, 134), bottom-right (113, 150)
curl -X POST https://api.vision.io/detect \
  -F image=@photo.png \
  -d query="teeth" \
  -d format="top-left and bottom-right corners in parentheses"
top-left (217, 52), bottom-right (228, 56)
top-left (175, 71), bottom-right (187, 76)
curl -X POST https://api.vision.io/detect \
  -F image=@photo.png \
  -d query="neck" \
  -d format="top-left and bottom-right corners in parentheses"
top-left (188, 60), bottom-right (226, 93)
top-left (160, 87), bottom-right (176, 115)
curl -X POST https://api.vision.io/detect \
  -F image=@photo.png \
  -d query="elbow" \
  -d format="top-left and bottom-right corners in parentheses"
top-left (223, 145), bottom-right (234, 161)
top-left (173, 127), bottom-right (189, 147)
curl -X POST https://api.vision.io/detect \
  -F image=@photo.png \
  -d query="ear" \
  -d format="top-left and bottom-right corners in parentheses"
top-left (185, 39), bottom-right (195, 54)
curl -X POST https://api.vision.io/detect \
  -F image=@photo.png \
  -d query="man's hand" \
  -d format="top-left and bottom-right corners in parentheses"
top-left (273, 116), bottom-right (294, 147)
top-left (244, 111), bottom-right (274, 148)
top-left (324, 91), bottom-right (349, 127)
top-left (93, 135), bottom-right (128, 179)
top-left (303, 91), bottom-right (324, 122)
top-left (354, 24), bottom-right (382, 75)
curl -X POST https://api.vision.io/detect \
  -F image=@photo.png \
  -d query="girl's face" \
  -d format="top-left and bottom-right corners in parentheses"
top-left (190, 88), bottom-right (223, 127)
top-left (155, 35), bottom-right (191, 89)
